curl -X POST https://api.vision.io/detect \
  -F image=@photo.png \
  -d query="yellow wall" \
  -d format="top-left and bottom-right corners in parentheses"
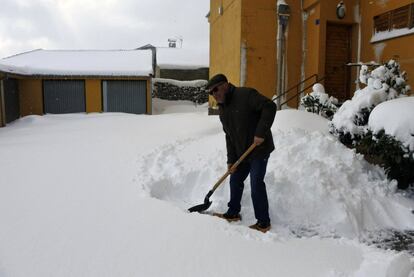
top-left (360, 0), bottom-right (414, 91)
top-left (17, 77), bottom-right (152, 117)
top-left (241, 0), bottom-right (277, 99)
top-left (19, 79), bottom-right (43, 116)
top-left (85, 79), bottom-right (102, 113)
top-left (284, 0), bottom-right (304, 105)
top-left (209, 0), bottom-right (242, 107)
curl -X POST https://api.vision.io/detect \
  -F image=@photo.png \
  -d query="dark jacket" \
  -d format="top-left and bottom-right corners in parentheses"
top-left (218, 84), bottom-right (276, 164)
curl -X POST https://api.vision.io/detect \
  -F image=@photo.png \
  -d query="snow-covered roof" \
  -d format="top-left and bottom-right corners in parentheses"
top-left (0, 49), bottom-right (154, 77)
top-left (156, 47), bottom-right (209, 70)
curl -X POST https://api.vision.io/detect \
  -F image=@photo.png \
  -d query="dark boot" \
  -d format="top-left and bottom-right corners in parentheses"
top-left (249, 221), bottom-right (271, 233)
top-left (213, 212), bottom-right (241, 222)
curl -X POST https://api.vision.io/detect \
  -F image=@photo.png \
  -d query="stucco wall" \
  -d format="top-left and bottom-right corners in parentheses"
top-left (360, 0), bottom-right (414, 91)
top-left (209, 0), bottom-right (242, 108)
top-left (85, 79), bottom-right (102, 113)
top-left (19, 79), bottom-right (43, 116)
top-left (241, 0), bottom-right (277, 99)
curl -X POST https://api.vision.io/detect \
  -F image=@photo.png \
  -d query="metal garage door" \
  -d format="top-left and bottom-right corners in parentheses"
top-left (43, 80), bottom-right (85, 114)
top-left (103, 80), bottom-right (147, 114)
top-left (3, 78), bottom-right (20, 123)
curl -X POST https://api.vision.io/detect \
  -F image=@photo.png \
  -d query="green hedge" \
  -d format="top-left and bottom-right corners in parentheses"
top-left (356, 130), bottom-right (414, 189)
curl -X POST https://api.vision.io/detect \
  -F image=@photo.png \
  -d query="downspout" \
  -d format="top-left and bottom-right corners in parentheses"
top-left (355, 0), bottom-right (362, 91)
top-left (300, 0), bottom-right (308, 95)
top-left (240, 41), bottom-right (247, 87)
top-left (276, 0), bottom-right (290, 110)
top-left (276, 10), bottom-right (283, 109)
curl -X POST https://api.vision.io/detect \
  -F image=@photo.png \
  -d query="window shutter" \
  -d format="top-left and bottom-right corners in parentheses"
top-left (391, 4), bottom-right (410, 29)
top-left (374, 12), bottom-right (391, 32)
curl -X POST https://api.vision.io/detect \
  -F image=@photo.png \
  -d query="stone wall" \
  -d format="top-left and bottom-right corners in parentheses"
top-left (153, 78), bottom-right (208, 104)
top-left (158, 67), bottom-right (209, 81)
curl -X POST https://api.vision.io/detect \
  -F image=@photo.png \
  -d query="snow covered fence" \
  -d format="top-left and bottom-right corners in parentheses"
top-left (152, 78), bottom-right (208, 104)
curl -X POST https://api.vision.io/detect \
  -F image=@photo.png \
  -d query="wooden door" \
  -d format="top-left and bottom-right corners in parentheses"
top-left (325, 23), bottom-right (352, 102)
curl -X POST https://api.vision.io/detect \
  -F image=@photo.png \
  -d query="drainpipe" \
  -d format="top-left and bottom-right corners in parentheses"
top-left (276, 0), bottom-right (290, 110)
top-left (356, 0), bottom-right (362, 91)
top-left (300, 0), bottom-right (308, 95)
top-left (240, 41), bottom-right (247, 87)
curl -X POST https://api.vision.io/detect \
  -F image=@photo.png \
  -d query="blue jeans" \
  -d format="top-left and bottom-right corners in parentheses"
top-left (227, 157), bottom-right (270, 224)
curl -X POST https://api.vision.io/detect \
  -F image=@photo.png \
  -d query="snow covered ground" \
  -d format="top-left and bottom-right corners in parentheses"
top-left (0, 99), bottom-right (413, 277)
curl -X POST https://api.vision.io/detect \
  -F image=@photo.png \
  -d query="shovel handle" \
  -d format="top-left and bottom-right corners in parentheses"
top-left (211, 143), bottom-right (257, 193)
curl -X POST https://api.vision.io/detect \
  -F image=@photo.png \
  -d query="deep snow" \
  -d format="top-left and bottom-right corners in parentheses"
top-left (0, 100), bottom-right (413, 277)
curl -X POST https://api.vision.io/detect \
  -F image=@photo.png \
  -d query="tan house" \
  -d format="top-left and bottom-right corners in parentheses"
top-left (208, 0), bottom-right (414, 110)
top-left (0, 49), bottom-right (153, 127)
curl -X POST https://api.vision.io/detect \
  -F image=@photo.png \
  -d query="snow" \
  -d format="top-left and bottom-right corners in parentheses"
top-left (369, 96), bottom-right (414, 151)
top-left (156, 47), bottom-right (209, 69)
top-left (371, 27), bottom-right (414, 43)
top-left (153, 78), bottom-right (207, 87)
top-left (0, 49), bottom-right (153, 76)
top-left (332, 62), bottom-right (407, 138)
top-left (0, 104), bottom-right (413, 277)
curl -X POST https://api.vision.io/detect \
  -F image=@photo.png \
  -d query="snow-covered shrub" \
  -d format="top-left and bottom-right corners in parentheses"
top-left (330, 60), bottom-right (410, 145)
top-left (300, 83), bottom-right (338, 119)
top-left (356, 130), bottom-right (414, 189)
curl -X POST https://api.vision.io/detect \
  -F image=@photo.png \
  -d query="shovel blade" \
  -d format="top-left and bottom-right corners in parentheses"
top-left (188, 201), bottom-right (212, 213)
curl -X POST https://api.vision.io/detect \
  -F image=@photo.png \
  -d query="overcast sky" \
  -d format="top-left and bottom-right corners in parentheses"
top-left (0, 0), bottom-right (210, 59)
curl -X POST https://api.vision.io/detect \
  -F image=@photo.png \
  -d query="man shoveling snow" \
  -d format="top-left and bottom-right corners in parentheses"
top-left (203, 73), bottom-right (276, 233)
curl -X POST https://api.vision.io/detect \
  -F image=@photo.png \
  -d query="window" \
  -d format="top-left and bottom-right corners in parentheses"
top-left (372, 3), bottom-right (414, 42)
top-left (373, 4), bottom-right (414, 33)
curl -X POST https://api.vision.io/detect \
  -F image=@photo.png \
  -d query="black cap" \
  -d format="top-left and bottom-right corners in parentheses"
top-left (206, 74), bottom-right (228, 90)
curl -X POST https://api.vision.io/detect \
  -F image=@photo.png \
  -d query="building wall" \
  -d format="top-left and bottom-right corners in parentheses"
top-left (208, 0), bottom-right (414, 110)
top-left (360, 0), bottom-right (414, 91)
top-left (19, 79), bottom-right (43, 116)
top-left (283, 0), bottom-right (304, 105)
top-left (0, 79), bottom-right (5, 127)
top-left (209, 0), bottom-right (242, 108)
top-left (85, 79), bottom-right (102, 113)
top-left (302, 0), bottom-right (359, 97)
top-left (17, 77), bottom-right (152, 118)
top-left (241, 0), bottom-right (277, 99)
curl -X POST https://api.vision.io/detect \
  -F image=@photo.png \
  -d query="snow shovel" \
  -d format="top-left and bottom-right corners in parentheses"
top-left (188, 142), bottom-right (257, 213)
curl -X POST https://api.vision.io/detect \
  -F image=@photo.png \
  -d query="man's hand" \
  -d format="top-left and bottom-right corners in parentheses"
top-left (227, 163), bottom-right (236, 174)
top-left (254, 136), bottom-right (265, 146)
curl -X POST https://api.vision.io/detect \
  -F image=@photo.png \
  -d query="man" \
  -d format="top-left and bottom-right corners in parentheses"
top-left (206, 73), bottom-right (276, 233)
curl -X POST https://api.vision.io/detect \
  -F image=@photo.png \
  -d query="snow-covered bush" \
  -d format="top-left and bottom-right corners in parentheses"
top-left (300, 83), bottom-right (338, 119)
top-left (330, 60), bottom-right (410, 145)
top-left (331, 65), bottom-right (414, 189)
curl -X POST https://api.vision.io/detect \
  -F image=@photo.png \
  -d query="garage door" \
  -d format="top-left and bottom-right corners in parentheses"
top-left (103, 80), bottom-right (147, 114)
top-left (43, 80), bottom-right (86, 114)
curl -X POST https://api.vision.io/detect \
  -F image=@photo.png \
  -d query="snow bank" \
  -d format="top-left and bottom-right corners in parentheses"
top-left (140, 124), bottom-right (414, 239)
top-left (0, 107), bottom-right (413, 277)
top-left (369, 96), bottom-right (414, 151)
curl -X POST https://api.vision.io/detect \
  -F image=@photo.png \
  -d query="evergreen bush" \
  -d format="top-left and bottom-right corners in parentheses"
top-left (356, 130), bottom-right (414, 189)
top-left (300, 83), bottom-right (338, 120)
